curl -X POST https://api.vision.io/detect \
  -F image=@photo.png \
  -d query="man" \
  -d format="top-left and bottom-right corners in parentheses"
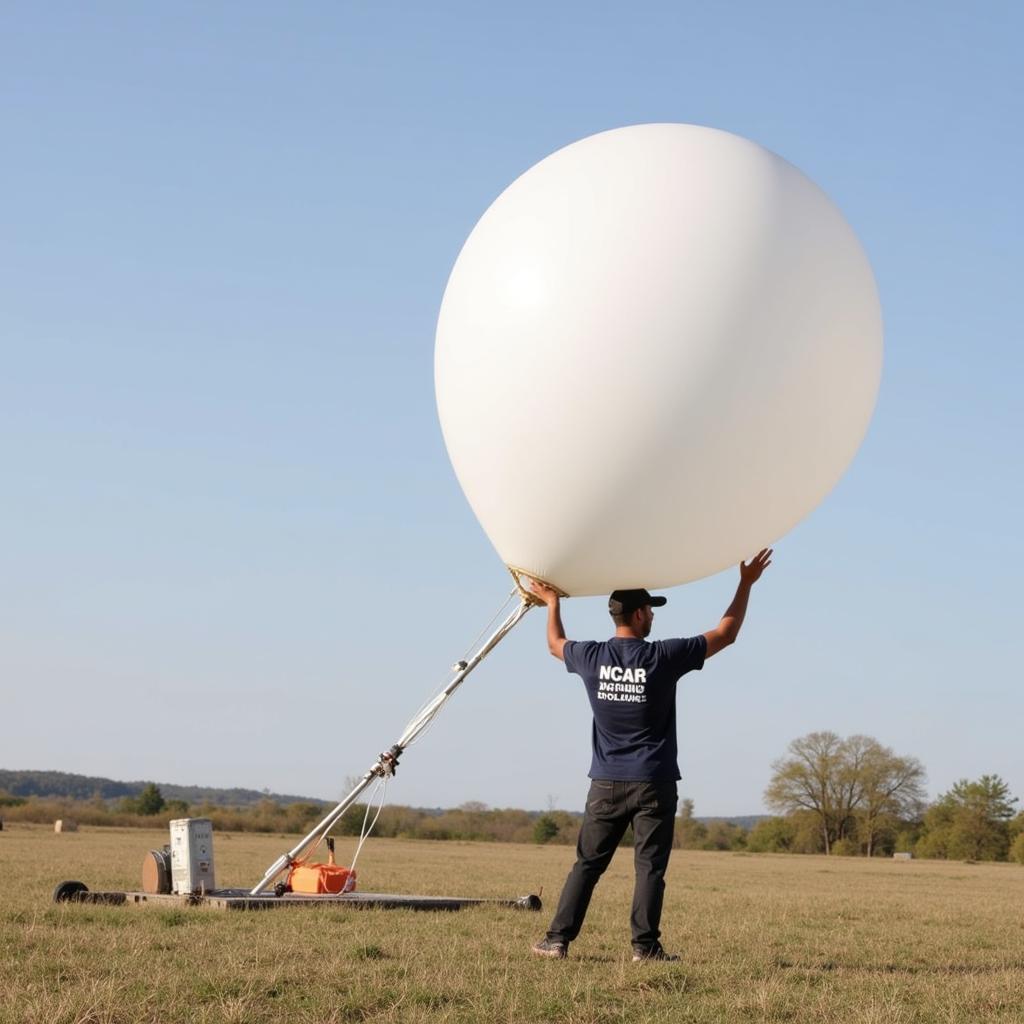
top-left (529, 549), bottom-right (772, 962)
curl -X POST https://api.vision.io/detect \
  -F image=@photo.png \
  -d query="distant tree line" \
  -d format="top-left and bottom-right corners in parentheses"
top-left (0, 789), bottom-right (333, 834)
top-left (3, 734), bottom-right (1021, 862)
top-left (750, 731), bottom-right (1023, 863)
top-left (0, 769), bottom-right (316, 807)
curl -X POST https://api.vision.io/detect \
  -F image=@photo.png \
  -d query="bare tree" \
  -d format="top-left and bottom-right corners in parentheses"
top-left (765, 731), bottom-right (844, 854)
top-left (855, 745), bottom-right (926, 856)
top-left (765, 732), bottom-right (926, 855)
top-left (831, 734), bottom-right (875, 843)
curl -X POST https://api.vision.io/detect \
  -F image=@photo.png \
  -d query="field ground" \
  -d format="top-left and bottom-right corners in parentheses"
top-left (1, 824), bottom-right (1023, 1023)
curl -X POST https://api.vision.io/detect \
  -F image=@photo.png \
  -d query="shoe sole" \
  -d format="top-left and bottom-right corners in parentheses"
top-left (532, 946), bottom-right (567, 959)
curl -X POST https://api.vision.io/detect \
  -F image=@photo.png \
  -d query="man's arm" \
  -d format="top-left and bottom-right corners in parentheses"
top-left (528, 579), bottom-right (568, 660)
top-left (703, 548), bottom-right (772, 659)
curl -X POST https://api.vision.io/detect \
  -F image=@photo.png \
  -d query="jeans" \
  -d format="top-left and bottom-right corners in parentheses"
top-left (546, 779), bottom-right (678, 950)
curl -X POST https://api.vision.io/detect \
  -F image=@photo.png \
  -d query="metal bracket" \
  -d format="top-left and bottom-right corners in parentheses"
top-left (374, 745), bottom-right (403, 778)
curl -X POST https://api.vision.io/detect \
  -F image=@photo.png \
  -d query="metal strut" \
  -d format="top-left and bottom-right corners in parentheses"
top-left (249, 597), bottom-right (534, 895)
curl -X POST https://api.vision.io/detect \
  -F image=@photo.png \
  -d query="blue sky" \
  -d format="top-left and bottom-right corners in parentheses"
top-left (2, 2), bottom-right (1021, 817)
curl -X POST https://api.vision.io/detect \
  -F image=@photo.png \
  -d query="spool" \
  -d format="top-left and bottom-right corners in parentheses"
top-left (142, 848), bottom-right (172, 894)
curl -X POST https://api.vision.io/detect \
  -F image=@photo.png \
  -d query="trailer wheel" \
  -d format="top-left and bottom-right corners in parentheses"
top-left (53, 880), bottom-right (89, 903)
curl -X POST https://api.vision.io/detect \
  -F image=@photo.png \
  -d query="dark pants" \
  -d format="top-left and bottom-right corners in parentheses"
top-left (547, 779), bottom-right (677, 950)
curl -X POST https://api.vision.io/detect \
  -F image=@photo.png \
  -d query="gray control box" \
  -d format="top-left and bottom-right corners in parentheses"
top-left (169, 818), bottom-right (216, 894)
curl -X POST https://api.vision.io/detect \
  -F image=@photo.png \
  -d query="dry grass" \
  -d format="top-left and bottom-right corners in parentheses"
top-left (2, 823), bottom-right (1023, 1023)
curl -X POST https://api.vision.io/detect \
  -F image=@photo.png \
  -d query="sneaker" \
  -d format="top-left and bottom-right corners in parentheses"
top-left (632, 943), bottom-right (680, 962)
top-left (532, 937), bottom-right (568, 959)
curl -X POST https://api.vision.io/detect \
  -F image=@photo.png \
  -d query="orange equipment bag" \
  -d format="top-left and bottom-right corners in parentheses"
top-left (287, 841), bottom-right (356, 894)
top-left (288, 862), bottom-right (356, 894)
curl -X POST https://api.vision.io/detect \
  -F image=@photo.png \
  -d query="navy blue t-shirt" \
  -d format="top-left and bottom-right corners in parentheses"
top-left (563, 635), bottom-right (707, 781)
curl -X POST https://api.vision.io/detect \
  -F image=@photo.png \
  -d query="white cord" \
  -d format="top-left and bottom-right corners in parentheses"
top-left (457, 588), bottom-right (518, 663)
top-left (403, 589), bottom-right (519, 750)
top-left (349, 777), bottom-right (388, 874)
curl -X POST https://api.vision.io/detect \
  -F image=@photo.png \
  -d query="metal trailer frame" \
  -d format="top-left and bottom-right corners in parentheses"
top-left (53, 881), bottom-right (541, 913)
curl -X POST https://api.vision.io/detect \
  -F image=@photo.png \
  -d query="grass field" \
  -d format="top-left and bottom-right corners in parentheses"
top-left (1, 823), bottom-right (1023, 1023)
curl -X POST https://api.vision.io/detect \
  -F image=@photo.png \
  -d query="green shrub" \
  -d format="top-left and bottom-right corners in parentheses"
top-left (746, 817), bottom-right (796, 853)
top-left (1010, 832), bottom-right (1024, 865)
top-left (533, 815), bottom-right (559, 844)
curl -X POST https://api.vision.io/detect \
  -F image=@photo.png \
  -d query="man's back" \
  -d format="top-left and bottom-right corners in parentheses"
top-left (563, 635), bottom-right (706, 781)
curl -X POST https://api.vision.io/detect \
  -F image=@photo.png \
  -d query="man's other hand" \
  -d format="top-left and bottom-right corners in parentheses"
top-left (740, 548), bottom-right (773, 585)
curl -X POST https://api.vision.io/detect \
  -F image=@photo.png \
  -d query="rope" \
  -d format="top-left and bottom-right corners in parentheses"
top-left (403, 587), bottom-right (520, 750)
top-left (459, 587), bottom-right (519, 662)
top-left (293, 777), bottom-right (385, 871)
top-left (348, 777), bottom-right (387, 874)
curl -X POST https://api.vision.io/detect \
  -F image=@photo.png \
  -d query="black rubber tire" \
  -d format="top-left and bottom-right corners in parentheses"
top-left (53, 880), bottom-right (89, 903)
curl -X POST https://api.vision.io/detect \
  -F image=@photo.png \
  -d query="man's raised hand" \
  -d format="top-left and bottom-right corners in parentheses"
top-left (740, 548), bottom-right (773, 585)
top-left (528, 578), bottom-right (561, 607)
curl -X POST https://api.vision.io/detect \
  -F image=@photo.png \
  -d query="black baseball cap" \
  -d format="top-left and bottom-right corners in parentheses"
top-left (608, 589), bottom-right (667, 617)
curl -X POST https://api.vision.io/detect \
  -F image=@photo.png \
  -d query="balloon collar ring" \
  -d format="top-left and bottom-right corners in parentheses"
top-left (507, 566), bottom-right (569, 606)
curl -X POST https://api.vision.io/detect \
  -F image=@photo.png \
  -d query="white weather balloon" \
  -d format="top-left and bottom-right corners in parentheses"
top-left (435, 124), bottom-right (882, 596)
